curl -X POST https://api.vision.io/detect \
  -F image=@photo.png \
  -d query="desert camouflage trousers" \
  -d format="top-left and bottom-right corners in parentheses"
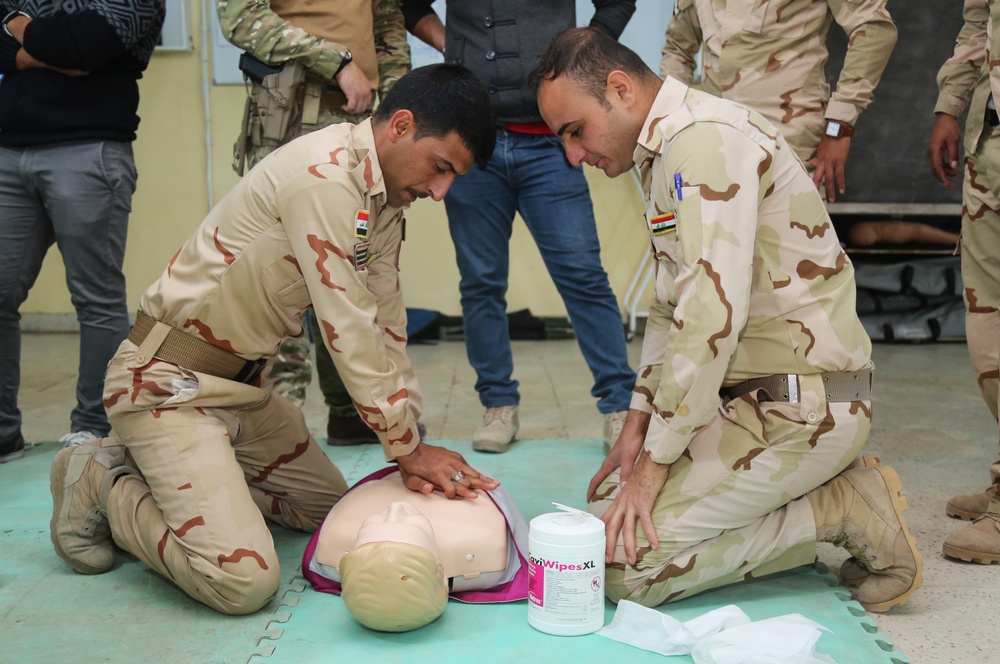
top-left (961, 126), bottom-right (1000, 515)
top-left (589, 391), bottom-right (871, 607)
top-left (246, 100), bottom-right (370, 415)
top-left (102, 338), bottom-right (347, 614)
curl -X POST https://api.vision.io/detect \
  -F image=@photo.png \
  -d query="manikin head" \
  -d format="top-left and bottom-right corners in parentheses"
top-left (339, 501), bottom-right (448, 632)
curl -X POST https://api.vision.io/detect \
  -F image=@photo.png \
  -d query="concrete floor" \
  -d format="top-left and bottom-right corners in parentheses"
top-left (13, 331), bottom-right (1000, 662)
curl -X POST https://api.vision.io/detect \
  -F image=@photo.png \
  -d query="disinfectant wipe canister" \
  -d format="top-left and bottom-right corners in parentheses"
top-left (527, 503), bottom-right (606, 636)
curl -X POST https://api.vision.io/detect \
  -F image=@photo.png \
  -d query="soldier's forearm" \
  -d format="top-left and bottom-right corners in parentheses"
top-left (829, 21), bottom-right (898, 124)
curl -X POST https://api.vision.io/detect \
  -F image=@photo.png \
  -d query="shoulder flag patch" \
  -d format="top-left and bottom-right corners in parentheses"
top-left (355, 210), bottom-right (370, 239)
top-left (649, 212), bottom-right (676, 236)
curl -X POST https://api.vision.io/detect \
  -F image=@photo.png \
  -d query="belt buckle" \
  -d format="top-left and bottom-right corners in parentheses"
top-left (234, 357), bottom-right (268, 384)
top-left (786, 374), bottom-right (799, 404)
top-left (245, 358), bottom-right (267, 383)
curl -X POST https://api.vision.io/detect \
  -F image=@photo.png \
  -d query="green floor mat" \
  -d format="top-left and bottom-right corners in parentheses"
top-left (1, 439), bottom-right (909, 664)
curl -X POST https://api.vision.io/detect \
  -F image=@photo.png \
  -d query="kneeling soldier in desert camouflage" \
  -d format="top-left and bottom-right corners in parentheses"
top-left (48, 64), bottom-right (498, 615)
top-left (531, 29), bottom-right (922, 612)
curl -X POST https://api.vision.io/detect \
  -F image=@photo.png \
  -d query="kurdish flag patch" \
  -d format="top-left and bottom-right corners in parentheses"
top-left (649, 212), bottom-right (676, 236)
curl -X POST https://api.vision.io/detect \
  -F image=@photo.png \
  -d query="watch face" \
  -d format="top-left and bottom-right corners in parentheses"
top-left (826, 121), bottom-right (839, 137)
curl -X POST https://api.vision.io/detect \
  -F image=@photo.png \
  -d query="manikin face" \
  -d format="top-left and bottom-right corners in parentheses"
top-left (537, 74), bottom-right (638, 179)
top-left (354, 501), bottom-right (438, 557)
top-left (380, 115), bottom-right (475, 208)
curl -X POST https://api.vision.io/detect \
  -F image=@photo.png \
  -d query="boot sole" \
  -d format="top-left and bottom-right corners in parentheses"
top-left (858, 466), bottom-right (924, 613)
top-left (49, 447), bottom-right (108, 576)
top-left (472, 438), bottom-right (513, 454)
top-left (941, 544), bottom-right (1000, 565)
top-left (945, 505), bottom-right (985, 521)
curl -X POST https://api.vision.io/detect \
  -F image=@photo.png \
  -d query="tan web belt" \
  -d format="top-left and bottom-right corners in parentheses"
top-left (128, 311), bottom-right (267, 384)
top-left (721, 368), bottom-right (873, 404)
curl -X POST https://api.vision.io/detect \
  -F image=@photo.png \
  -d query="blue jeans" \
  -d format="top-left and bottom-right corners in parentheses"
top-left (0, 141), bottom-right (136, 439)
top-left (444, 129), bottom-right (634, 413)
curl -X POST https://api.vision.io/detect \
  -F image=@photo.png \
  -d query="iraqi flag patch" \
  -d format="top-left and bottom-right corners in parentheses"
top-left (355, 210), bottom-right (370, 239)
top-left (649, 212), bottom-right (676, 236)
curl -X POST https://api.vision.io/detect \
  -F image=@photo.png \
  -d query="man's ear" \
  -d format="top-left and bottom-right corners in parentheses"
top-left (607, 70), bottom-right (636, 109)
top-left (387, 109), bottom-right (415, 143)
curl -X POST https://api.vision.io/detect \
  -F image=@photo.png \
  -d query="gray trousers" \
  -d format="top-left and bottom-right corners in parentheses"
top-left (0, 140), bottom-right (136, 439)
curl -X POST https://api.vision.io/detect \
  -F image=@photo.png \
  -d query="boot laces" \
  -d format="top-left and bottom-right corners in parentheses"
top-left (483, 406), bottom-right (515, 426)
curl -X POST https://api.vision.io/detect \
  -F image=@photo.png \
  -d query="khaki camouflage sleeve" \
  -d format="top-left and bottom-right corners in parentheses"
top-left (630, 281), bottom-right (674, 414)
top-left (825, 0), bottom-right (898, 125)
top-left (373, 0), bottom-right (411, 99)
top-left (934, 0), bottom-right (989, 117)
top-left (659, 0), bottom-right (701, 84)
top-left (642, 124), bottom-right (764, 465)
top-left (215, 0), bottom-right (348, 81)
top-left (278, 175), bottom-right (420, 460)
top-left (365, 220), bottom-right (424, 426)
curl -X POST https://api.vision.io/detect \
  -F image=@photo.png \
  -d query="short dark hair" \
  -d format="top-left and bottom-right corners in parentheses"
top-left (528, 28), bottom-right (660, 108)
top-left (375, 64), bottom-right (495, 168)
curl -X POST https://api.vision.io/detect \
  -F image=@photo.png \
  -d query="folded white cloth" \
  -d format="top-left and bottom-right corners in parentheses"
top-left (597, 601), bottom-right (836, 663)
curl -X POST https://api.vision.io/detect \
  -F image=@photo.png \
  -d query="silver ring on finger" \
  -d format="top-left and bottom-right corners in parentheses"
top-left (453, 470), bottom-right (465, 483)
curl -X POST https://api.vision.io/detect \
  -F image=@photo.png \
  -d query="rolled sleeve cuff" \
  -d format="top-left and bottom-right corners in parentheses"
top-left (630, 392), bottom-right (654, 414)
top-left (824, 99), bottom-right (861, 126)
top-left (934, 93), bottom-right (967, 118)
top-left (310, 49), bottom-right (345, 82)
top-left (642, 411), bottom-right (690, 466)
top-left (630, 374), bottom-right (659, 414)
top-left (382, 422), bottom-right (420, 461)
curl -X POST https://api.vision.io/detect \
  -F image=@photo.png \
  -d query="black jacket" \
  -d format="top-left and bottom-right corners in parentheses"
top-left (0, 0), bottom-right (165, 146)
top-left (402, 0), bottom-right (635, 124)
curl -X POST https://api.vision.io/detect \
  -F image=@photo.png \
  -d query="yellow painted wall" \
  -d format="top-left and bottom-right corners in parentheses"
top-left (22, 1), bottom-right (653, 320)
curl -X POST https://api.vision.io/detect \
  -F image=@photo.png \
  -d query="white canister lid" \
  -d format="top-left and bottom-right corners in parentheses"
top-left (529, 510), bottom-right (604, 546)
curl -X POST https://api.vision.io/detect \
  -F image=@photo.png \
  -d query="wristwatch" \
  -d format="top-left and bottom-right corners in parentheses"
top-left (333, 48), bottom-right (353, 76)
top-left (824, 120), bottom-right (856, 139)
top-left (2, 9), bottom-right (30, 38)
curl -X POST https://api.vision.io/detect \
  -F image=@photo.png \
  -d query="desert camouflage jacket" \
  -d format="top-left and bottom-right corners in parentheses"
top-left (934, 0), bottom-right (999, 154)
top-left (139, 120), bottom-right (422, 460)
top-left (660, 0), bottom-right (896, 161)
top-left (631, 78), bottom-right (872, 464)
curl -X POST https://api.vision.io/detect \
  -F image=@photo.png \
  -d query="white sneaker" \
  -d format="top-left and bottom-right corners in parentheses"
top-left (60, 431), bottom-right (99, 448)
top-left (473, 406), bottom-right (519, 453)
top-left (603, 410), bottom-right (628, 455)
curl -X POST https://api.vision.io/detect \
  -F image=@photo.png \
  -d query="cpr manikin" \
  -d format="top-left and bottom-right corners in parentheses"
top-left (303, 468), bottom-right (529, 631)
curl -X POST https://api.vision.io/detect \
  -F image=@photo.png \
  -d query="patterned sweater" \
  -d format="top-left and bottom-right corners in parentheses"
top-left (0, 0), bottom-right (165, 146)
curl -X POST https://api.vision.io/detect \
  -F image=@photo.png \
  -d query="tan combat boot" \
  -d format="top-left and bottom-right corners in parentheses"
top-left (50, 439), bottom-right (134, 575)
top-left (942, 514), bottom-right (1000, 564)
top-left (807, 466), bottom-right (923, 612)
top-left (836, 455), bottom-right (882, 588)
top-left (945, 486), bottom-right (994, 521)
top-left (844, 455), bottom-right (881, 471)
top-left (473, 406), bottom-right (519, 453)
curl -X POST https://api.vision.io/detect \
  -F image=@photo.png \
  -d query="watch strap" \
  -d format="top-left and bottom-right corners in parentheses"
top-left (333, 50), bottom-right (352, 77)
top-left (826, 120), bottom-right (856, 139)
